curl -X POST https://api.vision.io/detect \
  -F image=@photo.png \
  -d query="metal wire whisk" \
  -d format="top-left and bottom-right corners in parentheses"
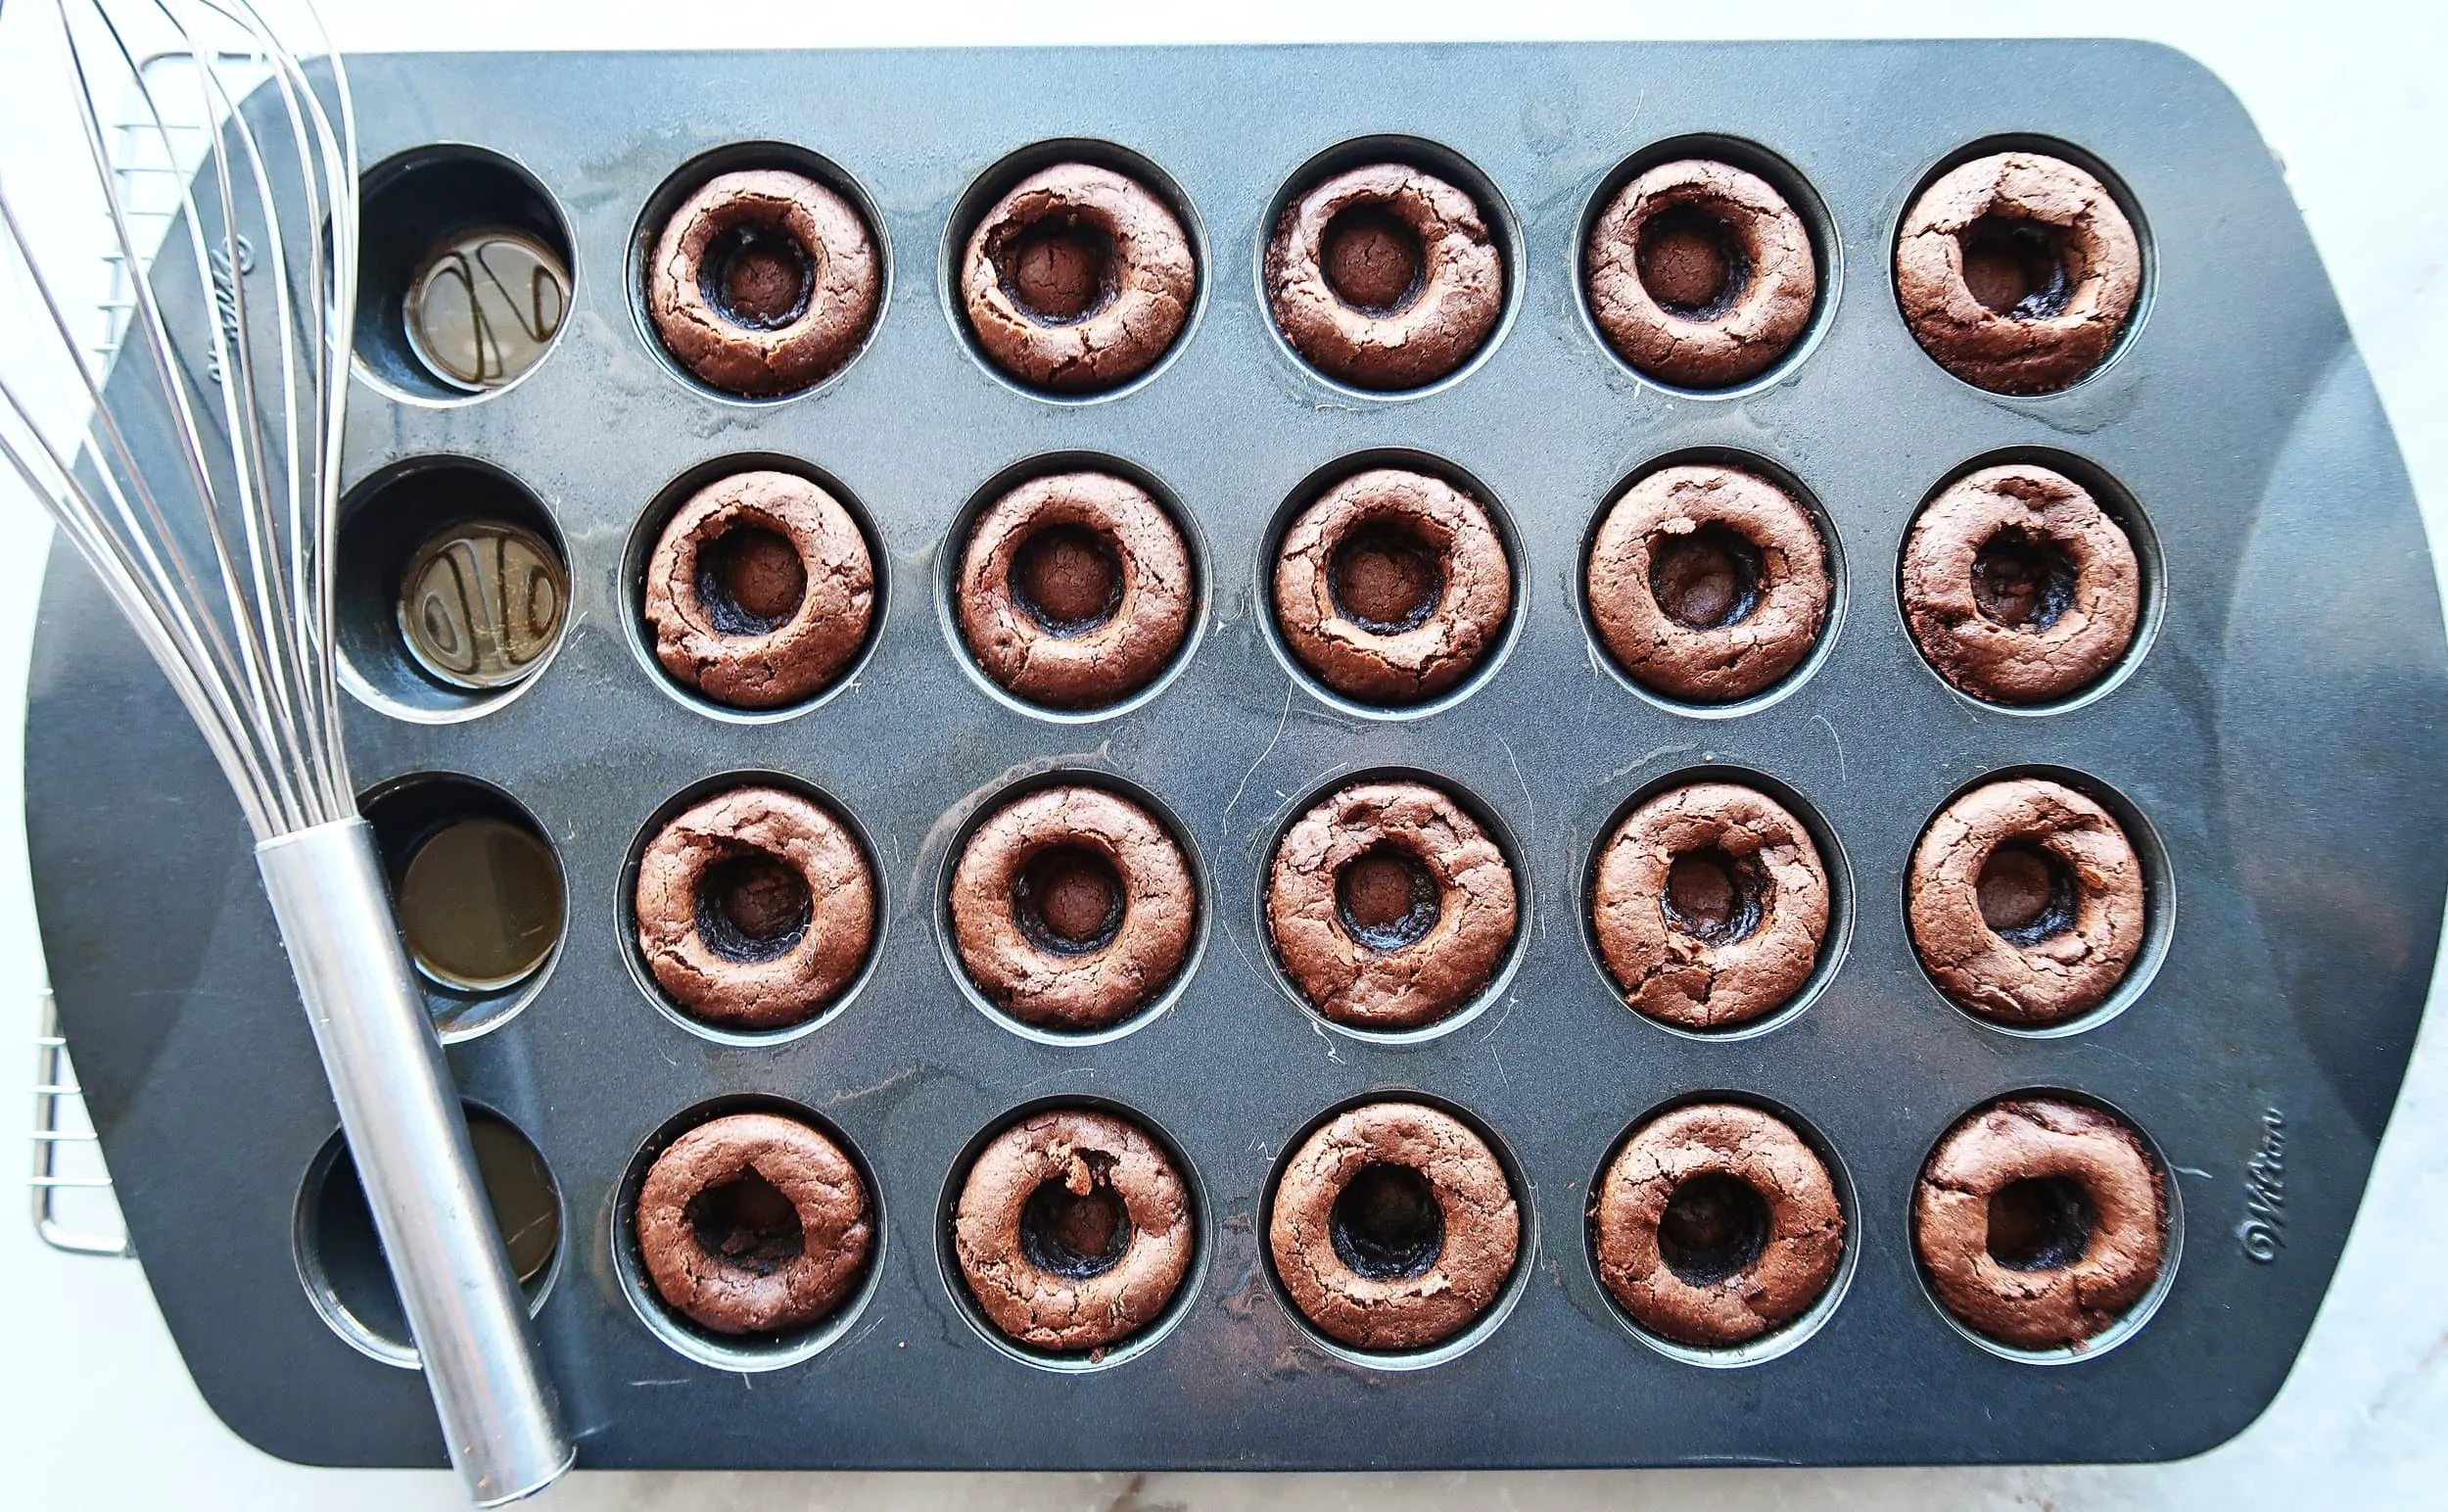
top-left (0, 2), bottom-right (570, 1501)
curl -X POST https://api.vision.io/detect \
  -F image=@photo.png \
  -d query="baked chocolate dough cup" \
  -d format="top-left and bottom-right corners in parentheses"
top-left (1266, 162), bottom-right (1503, 391)
top-left (1897, 152), bottom-right (2142, 395)
top-left (1591, 781), bottom-right (1830, 1030)
top-left (1586, 462), bottom-right (1831, 704)
top-left (952, 1108), bottom-right (1195, 1355)
top-left (1593, 1103), bottom-right (1845, 1348)
top-left (956, 471), bottom-right (1194, 711)
top-left (1903, 463), bottom-right (2142, 705)
top-left (1586, 159), bottom-right (1817, 388)
top-left (1269, 1101), bottom-right (1521, 1352)
top-left (636, 1111), bottom-right (874, 1336)
top-left (960, 162), bottom-right (1195, 394)
top-left (1907, 777), bottom-right (2145, 1026)
top-left (1914, 1097), bottom-right (2168, 1351)
top-left (646, 168), bottom-right (881, 397)
top-left (642, 469), bottom-right (876, 711)
top-left (1272, 466), bottom-right (1511, 705)
top-left (636, 785), bottom-right (876, 1031)
top-left (949, 784), bottom-right (1197, 1032)
top-left (1265, 779), bottom-right (1518, 1031)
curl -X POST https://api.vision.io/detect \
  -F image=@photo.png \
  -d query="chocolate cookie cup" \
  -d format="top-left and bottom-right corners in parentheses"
top-left (949, 784), bottom-right (1197, 1033)
top-left (1897, 150), bottom-right (2142, 395)
top-left (955, 470), bottom-right (1195, 711)
top-left (1266, 779), bottom-right (1519, 1032)
top-left (635, 1111), bottom-right (874, 1337)
top-left (1592, 781), bottom-right (1831, 1031)
top-left (1586, 462), bottom-right (1833, 704)
top-left (959, 161), bottom-right (1196, 394)
top-left (1915, 1097), bottom-right (2170, 1351)
top-left (1269, 1101), bottom-right (1521, 1354)
top-left (641, 469), bottom-right (877, 712)
top-left (952, 1108), bottom-right (1196, 1357)
top-left (1271, 466), bottom-right (1512, 706)
top-left (646, 165), bottom-right (881, 397)
top-left (1908, 777), bottom-right (2147, 1027)
top-left (1903, 462), bottom-right (2142, 706)
top-left (1593, 1103), bottom-right (1846, 1349)
top-left (1266, 159), bottom-right (1505, 391)
top-left (636, 784), bottom-right (876, 1032)
top-left (1586, 158), bottom-right (1817, 388)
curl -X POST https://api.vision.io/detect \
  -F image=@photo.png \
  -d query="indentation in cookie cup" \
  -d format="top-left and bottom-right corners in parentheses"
top-left (1256, 1090), bottom-right (1538, 1372)
top-left (611, 1095), bottom-right (885, 1373)
top-left (1576, 764), bottom-right (1854, 1045)
top-left (1253, 133), bottom-right (1525, 403)
top-left (1253, 448), bottom-right (1528, 723)
top-left (931, 1097), bottom-right (1210, 1374)
top-left (1906, 1087), bottom-right (2185, 1366)
top-left (934, 450), bottom-right (1211, 725)
top-left (1902, 764), bottom-right (2174, 1042)
top-left (930, 766), bottom-right (1209, 1050)
top-left (1887, 134), bottom-right (2155, 402)
top-left (618, 451), bottom-right (889, 726)
top-left (938, 137), bottom-right (1209, 405)
top-left (1577, 448), bottom-right (1848, 721)
top-left (1249, 765), bottom-right (1532, 1049)
top-left (1580, 1091), bottom-right (1858, 1369)
top-left (1894, 447), bottom-right (2166, 718)
top-left (1571, 133), bottom-right (1842, 401)
top-left (616, 770), bottom-right (886, 1050)
top-left (626, 140), bottom-right (892, 406)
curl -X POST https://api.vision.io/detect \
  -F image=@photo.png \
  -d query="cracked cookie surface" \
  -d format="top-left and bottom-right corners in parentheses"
top-left (961, 162), bottom-right (1195, 394)
top-left (1587, 159), bottom-right (1816, 388)
top-left (647, 168), bottom-right (879, 397)
top-left (1266, 162), bottom-right (1502, 390)
top-left (636, 1111), bottom-right (872, 1336)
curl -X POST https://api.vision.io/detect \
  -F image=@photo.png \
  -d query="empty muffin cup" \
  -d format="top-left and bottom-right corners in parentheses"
top-left (1266, 162), bottom-right (1503, 390)
top-left (646, 167), bottom-right (881, 397)
top-left (1586, 159), bottom-right (1817, 388)
top-left (636, 1111), bottom-right (874, 1336)
top-left (959, 162), bottom-right (1196, 394)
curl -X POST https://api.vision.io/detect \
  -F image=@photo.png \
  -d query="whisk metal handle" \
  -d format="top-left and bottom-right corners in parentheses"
top-left (256, 818), bottom-right (572, 1506)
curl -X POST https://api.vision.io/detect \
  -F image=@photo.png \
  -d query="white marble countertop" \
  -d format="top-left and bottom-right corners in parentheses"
top-left (2, 2), bottom-right (2442, 1505)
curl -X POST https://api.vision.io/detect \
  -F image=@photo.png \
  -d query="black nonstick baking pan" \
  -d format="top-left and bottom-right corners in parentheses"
top-left (26, 40), bottom-right (2446, 1471)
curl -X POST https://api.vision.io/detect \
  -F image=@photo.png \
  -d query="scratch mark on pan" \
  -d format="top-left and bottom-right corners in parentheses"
top-left (1497, 734), bottom-right (1534, 837)
top-left (1812, 713), bottom-right (1848, 782)
top-left (1223, 682), bottom-right (1296, 837)
top-left (1609, 741), bottom-right (1699, 784)
top-left (1307, 1013), bottom-right (1345, 1064)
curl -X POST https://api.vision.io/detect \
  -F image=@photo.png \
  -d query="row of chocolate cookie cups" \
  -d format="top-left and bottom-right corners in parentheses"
top-left (340, 442), bottom-right (2164, 729)
top-left (290, 1084), bottom-right (2185, 1380)
top-left (357, 128), bottom-right (2149, 413)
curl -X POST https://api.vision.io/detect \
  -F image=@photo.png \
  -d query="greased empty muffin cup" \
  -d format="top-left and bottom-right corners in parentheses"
top-left (646, 167), bottom-right (881, 397)
top-left (960, 162), bottom-right (1196, 394)
top-left (1593, 1103), bottom-right (1845, 1348)
top-left (1269, 1101), bottom-right (1521, 1352)
top-left (1903, 463), bottom-right (2142, 705)
top-left (1271, 466), bottom-right (1511, 705)
top-left (1586, 159), bottom-right (1817, 388)
top-left (1592, 781), bottom-right (1831, 1030)
top-left (1266, 162), bottom-right (1503, 390)
top-left (1896, 151), bottom-right (2142, 395)
top-left (636, 1111), bottom-right (873, 1336)
top-left (953, 1108), bottom-right (1195, 1355)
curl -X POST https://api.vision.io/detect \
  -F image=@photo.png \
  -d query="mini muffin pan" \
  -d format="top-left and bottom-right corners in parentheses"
top-left (25, 41), bottom-right (2448, 1470)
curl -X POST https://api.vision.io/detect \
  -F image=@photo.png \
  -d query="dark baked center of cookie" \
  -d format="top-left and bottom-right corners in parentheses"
top-left (701, 221), bottom-right (815, 331)
top-left (1658, 1171), bottom-right (1771, 1286)
top-left (1662, 846), bottom-right (1769, 948)
top-left (1636, 205), bottom-right (1749, 319)
top-left (1648, 525), bottom-right (1765, 630)
top-left (1321, 204), bottom-right (1426, 315)
top-left (1959, 216), bottom-right (2074, 320)
top-left (1019, 1157), bottom-right (1134, 1278)
top-left (1970, 526), bottom-right (2077, 631)
top-left (695, 522), bottom-right (808, 635)
top-left (1000, 213), bottom-right (1116, 324)
top-left (1330, 525), bottom-right (1443, 634)
top-left (694, 852), bottom-right (813, 963)
top-left (1012, 524), bottom-right (1124, 634)
top-left (1330, 1161), bottom-right (1445, 1280)
top-left (1013, 844), bottom-right (1125, 955)
top-left (1336, 846), bottom-right (1441, 951)
top-left (1977, 843), bottom-right (2078, 947)
top-left (684, 1168), bottom-right (806, 1276)
top-left (1986, 1175), bottom-right (2097, 1271)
